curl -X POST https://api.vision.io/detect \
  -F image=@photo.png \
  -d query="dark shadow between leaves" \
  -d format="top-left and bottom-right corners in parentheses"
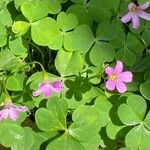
top-left (65, 76), bottom-right (92, 101)
top-left (115, 126), bottom-right (132, 149)
top-left (108, 95), bottom-right (126, 126)
top-left (99, 127), bottom-right (117, 150)
top-left (12, 82), bottom-right (33, 104)
top-left (40, 132), bottom-right (63, 150)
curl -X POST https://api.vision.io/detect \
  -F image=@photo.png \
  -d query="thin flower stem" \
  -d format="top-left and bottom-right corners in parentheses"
top-left (21, 61), bottom-right (45, 72)
top-left (0, 73), bottom-right (7, 94)
top-left (23, 38), bottom-right (45, 64)
top-left (139, 36), bottom-right (148, 55)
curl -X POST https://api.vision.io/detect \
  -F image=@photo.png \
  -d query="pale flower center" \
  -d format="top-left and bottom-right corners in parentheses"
top-left (131, 7), bottom-right (138, 13)
top-left (110, 74), bottom-right (118, 81)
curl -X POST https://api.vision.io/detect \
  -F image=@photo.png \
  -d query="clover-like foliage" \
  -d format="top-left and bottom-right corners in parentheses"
top-left (0, 0), bottom-right (150, 150)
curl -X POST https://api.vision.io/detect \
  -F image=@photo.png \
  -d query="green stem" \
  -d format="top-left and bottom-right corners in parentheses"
top-left (23, 39), bottom-right (45, 64)
top-left (139, 36), bottom-right (148, 55)
top-left (4, 91), bottom-right (11, 102)
top-left (21, 61), bottom-right (45, 71)
top-left (0, 73), bottom-right (7, 93)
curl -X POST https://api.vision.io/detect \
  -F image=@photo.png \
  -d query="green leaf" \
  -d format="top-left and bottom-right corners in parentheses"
top-left (35, 108), bottom-right (66, 132)
top-left (55, 49), bottom-right (83, 76)
top-left (26, 71), bottom-right (45, 85)
top-left (14, 0), bottom-right (26, 9)
top-left (81, 134), bottom-right (100, 150)
top-left (46, 97), bottom-right (68, 126)
top-left (58, 0), bottom-right (67, 3)
top-left (125, 125), bottom-right (150, 150)
top-left (57, 12), bottom-right (78, 32)
top-left (46, 133), bottom-right (84, 150)
top-left (6, 72), bottom-right (26, 91)
top-left (138, 0), bottom-right (149, 5)
top-left (13, 128), bottom-right (35, 150)
top-left (140, 81), bottom-right (150, 100)
top-left (30, 132), bottom-right (53, 150)
top-left (119, 147), bottom-right (133, 150)
top-left (0, 49), bottom-right (22, 71)
top-left (118, 94), bottom-right (147, 125)
top-left (69, 123), bottom-right (99, 143)
top-left (0, 21), bottom-right (7, 47)
top-left (87, 66), bottom-right (103, 84)
top-left (48, 33), bottom-right (63, 50)
top-left (110, 29), bottom-right (125, 49)
top-left (126, 33), bottom-right (145, 53)
top-left (68, 123), bottom-right (100, 150)
top-left (0, 6), bottom-right (12, 26)
top-left (71, 0), bottom-right (87, 4)
top-left (133, 56), bottom-right (150, 72)
top-left (21, 1), bottom-right (49, 22)
top-left (9, 37), bottom-right (27, 57)
top-left (12, 21), bottom-right (30, 36)
top-left (6, 76), bottom-right (22, 91)
top-left (67, 4), bottom-right (93, 26)
top-left (61, 76), bottom-right (93, 109)
top-left (68, 105), bottom-right (100, 149)
top-left (115, 47), bottom-right (136, 66)
top-left (2, 58), bottom-right (22, 71)
top-left (64, 24), bottom-right (95, 53)
top-left (87, 0), bottom-right (119, 22)
top-left (144, 70), bottom-right (150, 81)
top-left (31, 17), bottom-right (62, 47)
top-left (96, 19), bottom-right (118, 41)
top-left (42, 0), bottom-right (61, 14)
top-left (0, 122), bottom-right (24, 148)
top-left (143, 111), bottom-right (150, 130)
top-left (72, 105), bottom-right (100, 127)
top-left (142, 25), bottom-right (150, 46)
top-left (106, 122), bottom-right (125, 140)
top-left (90, 42), bottom-right (115, 66)
top-left (94, 96), bottom-right (112, 127)
top-left (126, 81), bottom-right (139, 92)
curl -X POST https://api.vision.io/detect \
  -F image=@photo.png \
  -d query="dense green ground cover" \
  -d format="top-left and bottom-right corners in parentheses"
top-left (0, 0), bottom-right (150, 149)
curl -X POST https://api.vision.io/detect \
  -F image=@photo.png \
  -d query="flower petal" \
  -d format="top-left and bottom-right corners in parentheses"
top-left (114, 61), bottom-right (123, 74)
top-left (32, 82), bottom-right (46, 97)
top-left (52, 81), bottom-right (63, 92)
top-left (138, 10), bottom-right (150, 20)
top-left (106, 80), bottom-right (116, 91)
top-left (131, 14), bottom-right (140, 29)
top-left (105, 67), bottom-right (114, 76)
top-left (15, 106), bottom-right (28, 112)
top-left (32, 90), bottom-right (42, 97)
top-left (0, 109), bottom-right (9, 121)
top-left (39, 82), bottom-right (46, 90)
top-left (43, 87), bottom-right (52, 97)
top-left (116, 82), bottom-right (127, 93)
top-left (139, 2), bottom-right (150, 10)
top-left (128, 3), bottom-right (137, 10)
top-left (9, 108), bottom-right (19, 121)
top-left (119, 71), bottom-right (133, 82)
top-left (121, 12), bottom-right (132, 23)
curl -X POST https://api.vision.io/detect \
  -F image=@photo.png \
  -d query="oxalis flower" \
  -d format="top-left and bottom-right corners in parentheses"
top-left (0, 101), bottom-right (28, 121)
top-left (121, 2), bottom-right (150, 29)
top-left (105, 61), bottom-right (133, 93)
top-left (33, 81), bottom-right (63, 98)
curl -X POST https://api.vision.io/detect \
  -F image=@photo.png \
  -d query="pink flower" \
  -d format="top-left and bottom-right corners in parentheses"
top-left (105, 61), bottom-right (133, 93)
top-left (0, 101), bottom-right (28, 121)
top-left (33, 81), bottom-right (63, 98)
top-left (121, 2), bottom-right (150, 29)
